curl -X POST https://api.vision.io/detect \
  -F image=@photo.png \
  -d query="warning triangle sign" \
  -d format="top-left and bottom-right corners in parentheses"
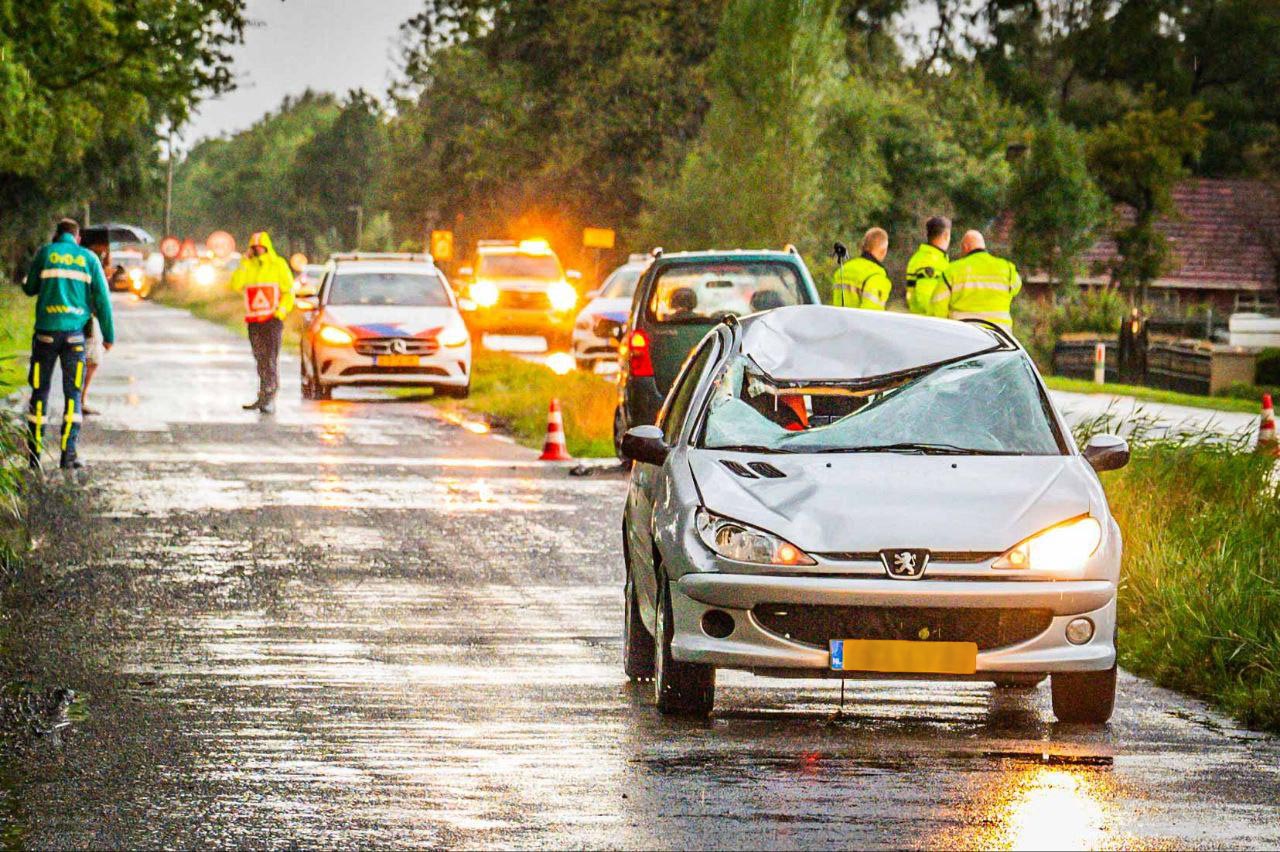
top-left (250, 289), bottom-right (273, 312)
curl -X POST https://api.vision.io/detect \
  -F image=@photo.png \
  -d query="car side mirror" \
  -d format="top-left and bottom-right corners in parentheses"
top-left (295, 286), bottom-right (316, 299)
top-left (1083, 434), bottom-right (1129, 472)
top-left (621, 425), bottom-right (669, 466)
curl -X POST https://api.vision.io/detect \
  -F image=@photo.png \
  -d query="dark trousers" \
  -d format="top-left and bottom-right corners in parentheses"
top-left (247, 318), bottom-right (283, 403)
top-left (27, 330), bottom-right (87, 467)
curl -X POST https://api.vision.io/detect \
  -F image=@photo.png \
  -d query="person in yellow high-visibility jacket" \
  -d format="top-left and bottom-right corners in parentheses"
top-left (832, 228), bottom-right (891, 311)
top-left (904, 216), bottom-right (950, 315)
top-left (230, 231), bottom-right (295, 413)
top-left (930, 230), bottom-right (1021, 330)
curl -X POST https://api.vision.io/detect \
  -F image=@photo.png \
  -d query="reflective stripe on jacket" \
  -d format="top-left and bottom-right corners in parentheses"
top-left (931, 249), bottom-right (1021, 329)
top-left (832, 255), bottom-right (891, 311)
top-left (904, 243), bottom-right (949, 315)
top-left (229, 231), bottom-right (295, 323)
top-left (23, 233), bottom-right (116, 342)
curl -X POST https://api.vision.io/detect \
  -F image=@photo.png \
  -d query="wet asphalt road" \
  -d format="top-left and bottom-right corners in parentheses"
top-left (2, 294), bottom-right (1279, 849)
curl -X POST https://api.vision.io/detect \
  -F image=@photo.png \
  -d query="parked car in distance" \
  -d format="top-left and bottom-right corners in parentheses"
top-left (619, 305), bottom-right (1128, 722)
top-left (299, 253), bottom-right (471, 400)
top-left (571, 255), bottom-right (649, 371)
top-left (614, 247), bottom-right (821, 455)
top-left (457, 239), bottom-right (582, 346)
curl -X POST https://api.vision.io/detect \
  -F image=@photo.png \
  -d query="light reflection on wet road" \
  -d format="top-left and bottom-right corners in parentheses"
top-left (3, 296), bottom-right (1279, 848)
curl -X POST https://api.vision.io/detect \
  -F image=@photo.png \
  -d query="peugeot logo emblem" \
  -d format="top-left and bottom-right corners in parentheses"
top-left (880, 548), bottom-right (930, 580)
top-left (390, 338), bottom-right (408, 354)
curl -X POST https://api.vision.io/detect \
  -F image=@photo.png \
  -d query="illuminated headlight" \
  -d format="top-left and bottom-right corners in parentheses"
top-left (193, 264), bottom-right (216, 286)
top-left (992, 516), bottom-right (1102, 575)
top-left (439, 320), bottom-right (469, 348)
top-left (470, 280), bottom-right (499, 308)
top-left (318, 324), bottom-right (355, 346)
top-left (696, 508), bottom-right (815, 566)
top-left (548, 280), bottom-right (578, 312)
top-left (129, 268), bottom-right (143, 282)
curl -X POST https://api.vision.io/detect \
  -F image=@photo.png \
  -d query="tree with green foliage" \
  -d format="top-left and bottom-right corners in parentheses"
top-left (1087, 101), bottom-right (1209, 304)
top-left (1008, 115), bottom-right (1107, 292)
top-left (0, 0), bottom-right (246, 268)
top-left (638, 0), bottom-right (841, 251)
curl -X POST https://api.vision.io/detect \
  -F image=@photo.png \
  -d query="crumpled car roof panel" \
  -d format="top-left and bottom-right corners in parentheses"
top-left (739, 305), bottom-right (1002, 382)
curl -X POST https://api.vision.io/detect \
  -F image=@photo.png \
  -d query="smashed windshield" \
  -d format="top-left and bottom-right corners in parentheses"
top-left (649, 262), bottom-right (804, 323)
top-left (700, 351), bottom-right (1061, 455)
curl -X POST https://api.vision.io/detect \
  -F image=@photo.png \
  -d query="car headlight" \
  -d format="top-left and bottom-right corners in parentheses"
top-left (439, 320), bottom-right (469, 348)
top-left (696, 508), bottom-right (815, 566)
top-left (548, 280), bottom-right (578, 312)
top-left (992, 516), bottom-right (1102, 575)
top-left (318, 324), bottom-right (355, 346)
top-left (470, 280), bottom-right (499, 308)
top-left (193, 264), bottom-right (216, 286)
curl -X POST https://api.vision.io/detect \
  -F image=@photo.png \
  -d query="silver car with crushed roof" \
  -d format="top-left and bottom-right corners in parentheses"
top-left (620, 305), bottom-right (1129, 722)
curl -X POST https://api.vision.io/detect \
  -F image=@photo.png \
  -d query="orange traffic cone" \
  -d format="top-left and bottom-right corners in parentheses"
top-left (1259, 393), bottom-right (1278, 456)
top-left (539, 398), bottom-right (573, 461)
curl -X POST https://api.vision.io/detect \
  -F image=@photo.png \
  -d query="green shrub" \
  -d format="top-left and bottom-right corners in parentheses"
top-left (1015, 287), bottom-right (1127, 370)
top-left (1256, 348), bottom-right (1280, 387)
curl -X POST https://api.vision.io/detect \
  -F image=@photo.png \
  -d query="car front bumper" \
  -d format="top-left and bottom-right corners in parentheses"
top-left (314, 342), bottom-right (471, 387)
top-left (571, 326), bottom-right (617, 360)
top-left (465, 307), bottom-right (576, 336)
top-left (668, 573), bottom-right (1116, 677)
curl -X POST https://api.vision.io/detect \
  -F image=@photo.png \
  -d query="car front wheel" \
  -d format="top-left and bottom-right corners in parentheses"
top-left (1050, 665), bottom-right (1117, 723)
top-left (654, 571), bottom-right (714, 717)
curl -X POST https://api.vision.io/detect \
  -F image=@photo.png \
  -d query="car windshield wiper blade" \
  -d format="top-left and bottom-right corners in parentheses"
top-left (708, 444), bottom-right (790, 454)
top-left (815, 442), bottom-right (1015, 456)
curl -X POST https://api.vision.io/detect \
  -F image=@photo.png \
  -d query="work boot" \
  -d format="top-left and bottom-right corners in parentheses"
top-left (259, 398), bottom-right (276, 415)
top-left (242, 399), bottom-right (263, 411)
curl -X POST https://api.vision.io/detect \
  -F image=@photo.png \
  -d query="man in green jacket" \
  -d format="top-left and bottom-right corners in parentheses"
top-left (832, 227), bottom-right (892, 311)
top-left (230, 231), bottom-right (295, 414)
top-left (929, 230), bottom-right (1022, 330)
top-left (905, 216), bottom-right (951, 315)
top-left (22, 219), bottom-right (115, 470)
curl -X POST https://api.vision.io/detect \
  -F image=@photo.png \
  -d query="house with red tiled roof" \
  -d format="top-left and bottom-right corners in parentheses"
top-left (1019, 178), bottom-right (1280, 314)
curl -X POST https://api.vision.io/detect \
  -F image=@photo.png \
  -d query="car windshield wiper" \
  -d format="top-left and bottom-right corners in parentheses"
top-left (814, 442), bottom-right (1017, 456)
top-left (708, 444), bottom-right (791, 454)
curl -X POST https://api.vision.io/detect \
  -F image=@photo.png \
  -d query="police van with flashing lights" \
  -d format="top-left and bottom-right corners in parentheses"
top-left (455, 239), bottom-right (583, 346)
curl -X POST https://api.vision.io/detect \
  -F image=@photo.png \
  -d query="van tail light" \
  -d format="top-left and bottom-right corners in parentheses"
top-left (627, 329), bottom-right (654, 377)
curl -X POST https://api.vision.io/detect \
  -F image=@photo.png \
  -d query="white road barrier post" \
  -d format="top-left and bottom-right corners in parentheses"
top-left (1094, 342), bottom-right (1106, 385)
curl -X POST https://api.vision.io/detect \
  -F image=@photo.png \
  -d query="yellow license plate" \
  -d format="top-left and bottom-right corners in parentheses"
top-left (830, 639), bottom-right (977, 674)
top-left (375, 354), bottom-right (421, 367)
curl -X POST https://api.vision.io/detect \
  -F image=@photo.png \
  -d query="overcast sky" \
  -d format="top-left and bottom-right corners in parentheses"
top-left (182, 0), bottom-right (423, 146)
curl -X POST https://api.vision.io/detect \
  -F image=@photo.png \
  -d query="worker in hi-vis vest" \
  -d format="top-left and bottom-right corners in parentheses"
top-left (230, 231), bottom-right (295, 414)
top-left (930, 230), bottom-right (1021, 330)
top-left (904, 216), bottom-right (951, 315)
top-left (832, 227), bottom-right (892, 311)
top-left (22, 218), bottom-right (115, 471)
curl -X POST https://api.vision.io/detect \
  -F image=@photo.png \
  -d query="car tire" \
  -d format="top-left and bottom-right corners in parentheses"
top-left (300, 357), bottom-right (316, 400)
top-left (623, 534), bottom-right (655, 680)
top-left (315, 380), bottom-right (332, 401)
top-left (1050, 665), bottom-right (1117, 723)
top-left (654, 571), bottom-right (714, 717)
top-left (613, 407), bottom-right (629, 464)
top-left (437, 383), bottom-right (470, 400)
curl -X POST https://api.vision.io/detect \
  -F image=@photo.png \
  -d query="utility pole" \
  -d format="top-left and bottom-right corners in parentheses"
top-left (83, 201), bottom-right (91, 228)
top-left (164, 130), bottom-right (174, 236)
top-left (349, 205), bottom-right (364, 249)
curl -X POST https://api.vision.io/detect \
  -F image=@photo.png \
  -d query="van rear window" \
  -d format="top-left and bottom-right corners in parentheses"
top-left (648, 262), bottom-right (805, 323)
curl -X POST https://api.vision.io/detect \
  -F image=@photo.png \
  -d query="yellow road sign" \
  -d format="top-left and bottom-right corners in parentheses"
top-left (431, 230), bottom-right (454, 261)
top-left (583, 227), bottom-right (615, 250)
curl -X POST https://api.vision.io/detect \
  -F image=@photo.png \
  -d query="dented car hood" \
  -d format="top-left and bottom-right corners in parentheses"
top-left (689, 449), bottom-right (1094, 554)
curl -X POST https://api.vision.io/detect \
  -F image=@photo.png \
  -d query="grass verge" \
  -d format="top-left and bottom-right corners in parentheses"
top-left (1045, 376), bottom-right (1263, 415)
top-left (0, 286), bottom-right (35, 567)
top-left (425, 350), bottom-right (616, 458)
top-left (1079, 413), bottom-right (1280, 730)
